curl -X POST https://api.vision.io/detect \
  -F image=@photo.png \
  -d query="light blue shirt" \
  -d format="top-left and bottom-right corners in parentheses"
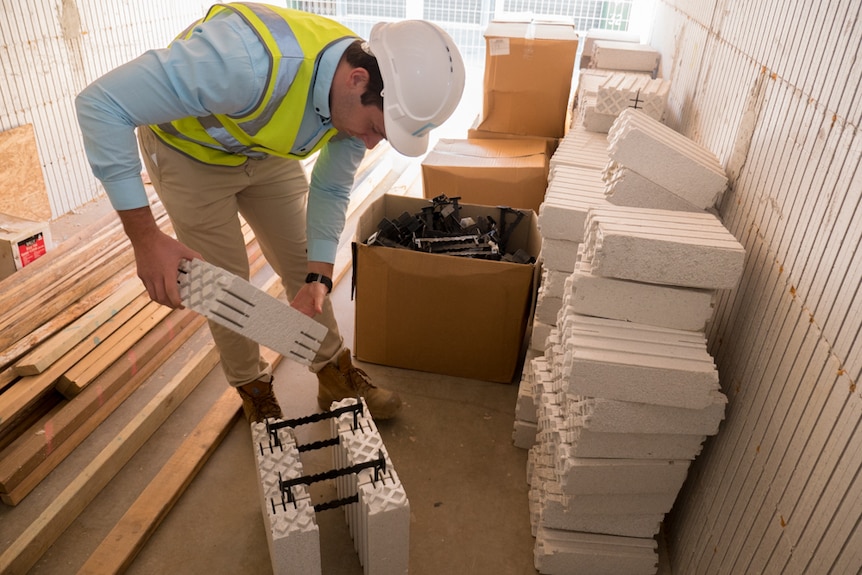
top-left (75, 11), bottom-right (366, 264)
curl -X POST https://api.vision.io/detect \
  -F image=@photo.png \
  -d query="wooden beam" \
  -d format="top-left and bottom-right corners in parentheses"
top-left (55, 301), bottom-right (172, 398)
top-left (77, 322), bottom-right (285, 575)
top-left (0, 291), bottom-right (151, 439)
top-left (74, 387), bottom-right (242, 575)
top-left (0, 268), bottom-right (138, 373)
top-left (0, 310), bottom-right (201, 502)
top-left (0, 341), bottom-right (220, 575)
top-left (14, 278), bottom-right (144, 375)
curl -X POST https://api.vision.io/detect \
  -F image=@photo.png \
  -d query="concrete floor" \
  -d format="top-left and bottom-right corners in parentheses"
top-left (127, 278), bottom-right (537, 575)
top-left (4, 264), bottom-right (535, 574)
top-left (2, 66), bottom-right (676, 573)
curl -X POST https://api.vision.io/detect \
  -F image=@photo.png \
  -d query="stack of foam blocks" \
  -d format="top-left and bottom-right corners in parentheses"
top-left (573, 34), bottom-right (669, 134)
top-left (252, 398), bottom-right (409, 575)
top-left (516, 106), bottom-right (745, 573)
top-left (577, 70), bottom-right (670, 133)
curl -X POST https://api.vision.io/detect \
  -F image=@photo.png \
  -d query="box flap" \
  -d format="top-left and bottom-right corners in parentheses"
top-left (425, 138), bottom-right (549, 162)
top-left (484, 18), bottom-right (578, 41)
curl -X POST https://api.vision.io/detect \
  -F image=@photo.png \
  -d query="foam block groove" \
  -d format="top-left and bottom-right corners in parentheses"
top-left (178, 258), bottom-right (327, 364)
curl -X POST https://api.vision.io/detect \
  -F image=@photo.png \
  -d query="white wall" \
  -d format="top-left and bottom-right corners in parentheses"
top-left (653, 1), bottom-right (862, 573)
top-left (0, 0), bottom-right (213, 218)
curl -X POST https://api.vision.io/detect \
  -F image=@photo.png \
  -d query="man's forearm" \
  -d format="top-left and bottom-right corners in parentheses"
top-left (117, 205), bottom-right (161, 246)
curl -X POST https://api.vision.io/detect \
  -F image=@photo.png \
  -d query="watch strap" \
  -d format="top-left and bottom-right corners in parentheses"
top-left (305, 272), bottom-right (333, 293)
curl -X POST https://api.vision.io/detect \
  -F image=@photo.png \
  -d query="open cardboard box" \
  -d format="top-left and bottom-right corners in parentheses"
top-left (352, 194), bottom-right (541, 384)
top-left (421, 138), bottom-right (550, 214)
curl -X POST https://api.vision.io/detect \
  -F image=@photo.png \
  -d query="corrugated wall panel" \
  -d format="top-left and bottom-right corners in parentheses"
top-left (1, 0), bottom-right (213, 218)
top-left (657, 0), bottom-right (862, 572)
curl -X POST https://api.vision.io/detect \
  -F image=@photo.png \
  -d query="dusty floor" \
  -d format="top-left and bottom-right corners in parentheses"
top-left (3, 64), bottom-right (674, 573)
top-left (6, 231), bottom-right (535, 574)
top-left (0, 196), bottom-right (674, 575)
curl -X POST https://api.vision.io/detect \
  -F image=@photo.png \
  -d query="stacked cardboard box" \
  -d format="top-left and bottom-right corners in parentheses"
top-left (421, 138), bottom-right (550, 213)
top-left (475, 17), bottom-right (579, 140)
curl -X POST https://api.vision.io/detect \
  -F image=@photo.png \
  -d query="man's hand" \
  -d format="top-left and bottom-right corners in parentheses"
top-left (291, 262), bottom-right (333, 318)
top-left (291, 281), bottom-right (328, 318)
top-left (118, 206), bottom-right (201, 308)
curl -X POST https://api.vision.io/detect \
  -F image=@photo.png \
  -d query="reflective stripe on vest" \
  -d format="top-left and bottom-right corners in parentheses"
top-left (150, 3), bottom-right (355, 166)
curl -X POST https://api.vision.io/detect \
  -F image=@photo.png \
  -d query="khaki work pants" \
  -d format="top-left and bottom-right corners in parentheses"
top-left (138, 127), bottom-right (344, 387)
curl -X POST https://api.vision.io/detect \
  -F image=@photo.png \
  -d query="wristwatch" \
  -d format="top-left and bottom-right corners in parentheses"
top-left (305, 272), bottom-right (333, 294)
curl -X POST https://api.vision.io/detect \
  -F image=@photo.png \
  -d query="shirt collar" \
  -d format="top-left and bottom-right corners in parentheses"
top-left (312, 37), bottom-right (356, 123)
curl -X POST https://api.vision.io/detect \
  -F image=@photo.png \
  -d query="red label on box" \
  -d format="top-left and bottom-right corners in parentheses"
top-left (18, 232), bottom-right (47, 267)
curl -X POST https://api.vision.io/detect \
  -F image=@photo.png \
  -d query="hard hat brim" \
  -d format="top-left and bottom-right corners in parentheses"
top-left (370, 20), bottom-right (465, 157)
top-left (383, 108), bottom-right (430, 157)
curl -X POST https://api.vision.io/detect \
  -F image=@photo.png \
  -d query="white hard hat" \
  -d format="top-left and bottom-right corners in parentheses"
top-left (368, 20), bottom-right (466, 157)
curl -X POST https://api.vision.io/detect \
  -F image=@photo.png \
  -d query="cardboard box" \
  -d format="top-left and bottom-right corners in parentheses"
top-left (467, 115), bottom-right (561, 157)
top-left (352, 194), bottom-right (541, 383)
top-left (0, 213), bottom-right (52, 280)
top-left (421, 138), bottom-right (550, 213)
top-left (478, 17), bottom-right (579, 139)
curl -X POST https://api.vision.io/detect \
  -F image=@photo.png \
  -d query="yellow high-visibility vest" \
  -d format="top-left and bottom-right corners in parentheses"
top-left (150, 2), bottom-right (355, 166)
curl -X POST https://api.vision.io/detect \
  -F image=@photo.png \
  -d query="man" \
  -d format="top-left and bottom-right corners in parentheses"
top-left (75, 3), bottom-right (465, 423)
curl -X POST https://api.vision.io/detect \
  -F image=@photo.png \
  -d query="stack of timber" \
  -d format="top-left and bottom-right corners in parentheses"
top-left (0, 143), bottom-right (414, 574)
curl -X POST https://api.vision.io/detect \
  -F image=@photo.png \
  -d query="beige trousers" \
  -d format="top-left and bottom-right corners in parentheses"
top-left (138, 127), bottom-right (344, 387)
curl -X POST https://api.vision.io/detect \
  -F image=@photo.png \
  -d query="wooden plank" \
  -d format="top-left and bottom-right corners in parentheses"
top-left (14, 278), bottom-right (144, 375)
top-left (0, 124), bottom-right (51, 221)
top-left (0, 310), bottom-right (201, 501)
top-left (76, 345), bottom-right (283, 575)
top-left (0, 291), bottom-right (151, 439)
top-left (0, 342), bottom-right (219, 575)
top-left (0, 243), bottom-right (135, 358)
top-left (0, 268), bottom-right (137, 372)
top-left (55, 301), bottom-right (172, 398)
top-left (75, 387), bottom-right (242, 575)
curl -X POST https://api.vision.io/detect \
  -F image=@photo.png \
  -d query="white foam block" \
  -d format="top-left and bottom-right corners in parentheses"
top-left (581, 205), bottom-right (746, 290)
top-left (591, 40), bottom-right (660, 73)
top-left (607, 109), bottom-right (727, 207)
top-left (596, 72), bottom-right (669, 119)
top-left (561, 427), bottom-right (706, 460)
top-left (570, 395), bottom-right (726, 436)
top-left (251, 421), bottom-right (322, 575)
top-left (604, 164), bottom-right (705, 212)
top-left (556, 457), bottom-right (691, 496)
top-left (550, 124), bottom-right (612, 171)
top-left (558, 313), bottom-right (720, 409)
top-left (534, 527), bottom-right (658, 575)
top-left (540, 238), bottom-right (581, 273)
top-left (331, 398), bottom-right (409, 575)
top-left (566, 266), bottom-right (715, 332)
top-left (178, 258), bottom-right (327, 364)
top-left (539, 166), bottom-right (608, 242)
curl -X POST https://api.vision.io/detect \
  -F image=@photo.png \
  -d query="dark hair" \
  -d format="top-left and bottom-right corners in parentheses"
top-left (343, 39), bottom-right (384, 110)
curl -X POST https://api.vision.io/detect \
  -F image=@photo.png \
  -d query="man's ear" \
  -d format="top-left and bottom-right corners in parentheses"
top-left (347, 67), bottom-right (370, 91)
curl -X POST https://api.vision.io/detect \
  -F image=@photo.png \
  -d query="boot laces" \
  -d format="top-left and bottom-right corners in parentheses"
top-left (345, 364), bottom-right (375, 393)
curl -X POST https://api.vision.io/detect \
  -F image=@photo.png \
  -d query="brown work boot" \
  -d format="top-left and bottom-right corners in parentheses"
top-left (236, 376), bottom-right (284, 423)
top-left (317, 349), bottom-right (402, 419)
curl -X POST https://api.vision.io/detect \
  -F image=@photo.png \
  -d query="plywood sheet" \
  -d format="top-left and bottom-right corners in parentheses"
top-left (0, 124), bottom-right (51, 221)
